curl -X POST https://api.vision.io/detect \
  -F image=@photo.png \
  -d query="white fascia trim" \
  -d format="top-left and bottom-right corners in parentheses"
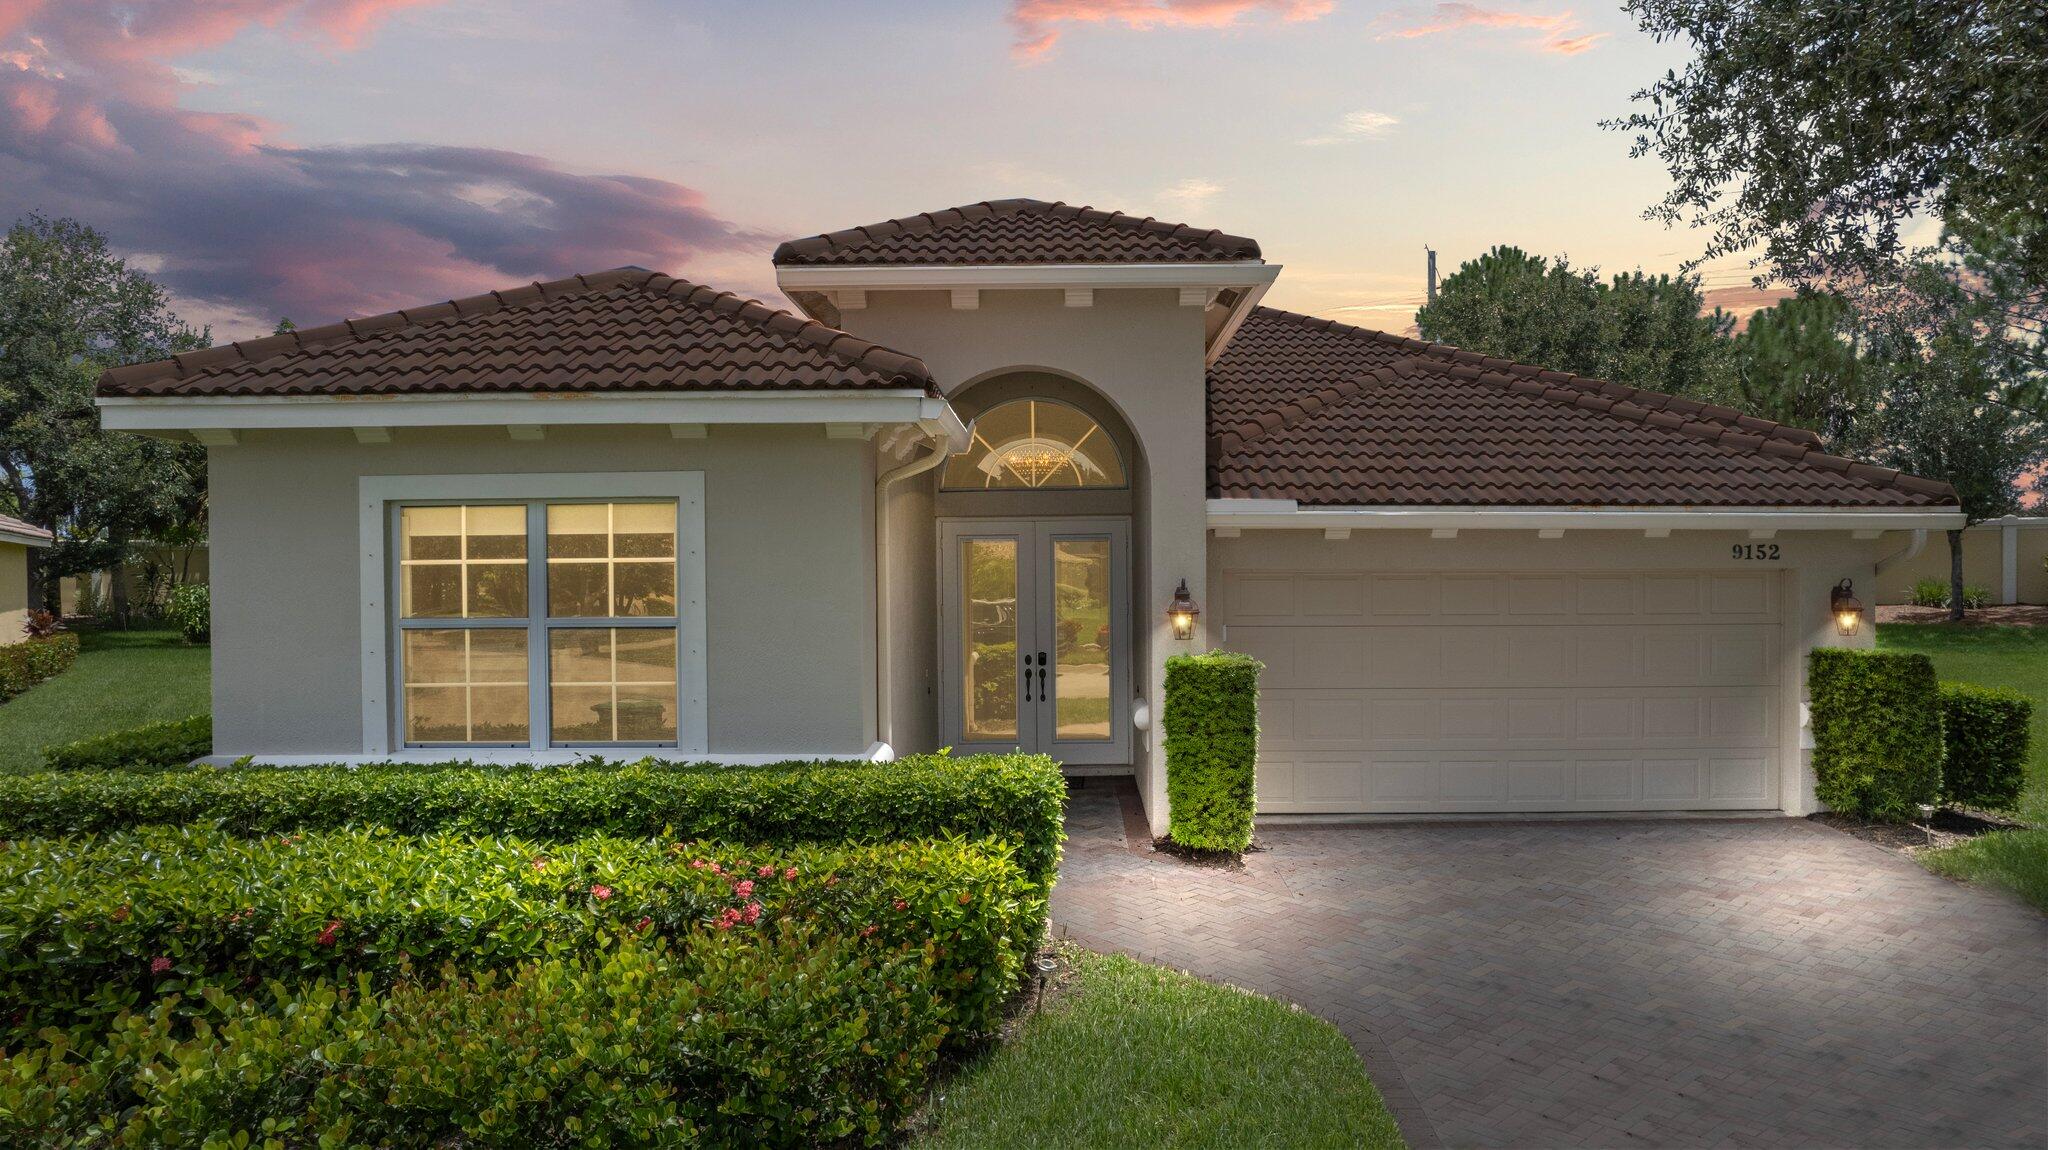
top-left (1205, 275), bottom-right (1276, 366)
top-left (199, 748), bottom-right (889, 769)
top-left (0, 529), bottom-right (52, 549)
top-left (777, 261), bottom-right (1279, 293)
top-left (1207, 499), bottom-right (1969, 532)
top-left (97, 390), bottom-right (955, 435)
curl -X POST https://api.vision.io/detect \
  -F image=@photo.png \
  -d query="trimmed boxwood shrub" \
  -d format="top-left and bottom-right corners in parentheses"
top-left (1938, 682), bottom-right (2032, 810)
top-left (0, 752), bottom-right (1064, 892)
top-left (1807, 648), bottom-right (1943, 820)
top-left (1, 928), bottom-right (949, 1148)
top-left (0, 827), bottom-right (1038, 1043)
top-left (1163, 651), bottom-right (1263, 853)
top-left (0, 632), bottom-right (78, 702)
top-left (40, 713), bottom-right (211, 772)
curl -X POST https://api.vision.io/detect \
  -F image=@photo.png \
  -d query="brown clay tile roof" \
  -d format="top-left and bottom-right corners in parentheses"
top-left (772, 199), bottom-right (1261, 265)
top-left (1208, 307), bottom-right (1957, 508)
top-left (97, 269), bottom-right (937, 399)
top-left (0, 513), bottom-right (52, 543)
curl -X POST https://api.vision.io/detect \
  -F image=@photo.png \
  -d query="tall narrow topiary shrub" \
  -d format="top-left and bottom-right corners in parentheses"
top-left (1807, 648), bottom-right (1943, 820)
top-left (1163, 651), bottom-right (1262, 853)
top-left (1938, 682), bottom-right (2032, 810)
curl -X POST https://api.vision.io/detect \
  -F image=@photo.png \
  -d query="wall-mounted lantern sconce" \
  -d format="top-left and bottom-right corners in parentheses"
top-left (1831, 578), bottom-right (1864, 636)
top-left (1168, 579), bottom-right (1200, 640)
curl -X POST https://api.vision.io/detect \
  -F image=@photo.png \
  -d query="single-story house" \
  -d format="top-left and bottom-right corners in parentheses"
top-left (1872, 515), bottom-right (2046, 605)
top-left (0, 513), bottom-right (54, 642)
top-left (97, 199), bottom-right (1965, 831)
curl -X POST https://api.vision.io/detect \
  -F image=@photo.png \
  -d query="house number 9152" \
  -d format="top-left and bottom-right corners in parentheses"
top-left (1731, 543), bottom-right (1781, 561)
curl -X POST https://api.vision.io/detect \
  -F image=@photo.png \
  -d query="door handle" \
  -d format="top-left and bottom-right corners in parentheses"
top-left (1035, 651), bottom-right (1048, 701)
top-left (1022, 654), bottom-right (1033, 703)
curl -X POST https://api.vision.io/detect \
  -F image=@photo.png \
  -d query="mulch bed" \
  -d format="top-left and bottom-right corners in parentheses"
top-left (1876, 604), bottom-right (2048, 626)
top-left (1811, 806), bottom-right (2029, 856)
top-left (1149, 836), bottom-right (1261, 869)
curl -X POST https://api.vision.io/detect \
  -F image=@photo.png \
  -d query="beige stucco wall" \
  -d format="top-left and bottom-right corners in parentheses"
top-left (842, 289), bottom-right (1210, 833)
top-left (0, 541), bottom-right (30, 645)
top-left (207, 425), bottom-right (876, 758)
top-left (1209, 529), bottom-right (1890, 814)
top-left (1874, 520), bottom-right (2048, 605)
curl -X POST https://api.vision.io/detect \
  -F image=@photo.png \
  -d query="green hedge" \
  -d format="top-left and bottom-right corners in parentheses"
top-left (40, 713), bottom-right (211, 772)
top-left (1163, 651), bottom-right (1263, 853)
top-left (1808, 648), bottom-right (1944, 821)
top-left (2, 928), bottom-right (948, 1148)
top-left (0, 752), bottom-right (1065, 891)
top-left (0, 827), bottom-right (1037, 1043)
top-left (0, 633), bottom-right (78, 702)
top-left (1939, 682), bottom-right (2033, 810)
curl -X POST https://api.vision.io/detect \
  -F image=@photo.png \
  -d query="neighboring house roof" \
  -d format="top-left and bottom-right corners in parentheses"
top-left (0, 513), bottom-right (53, 548)
top-left (772, 199), bottom-right (1262, 266)
top-left (1207, 307), bottom-right (1956, 508)
top-left (97, 269), bottom-right (936, 399)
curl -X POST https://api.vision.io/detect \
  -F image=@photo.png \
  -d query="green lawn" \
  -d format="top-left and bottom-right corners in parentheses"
top-left (1877, 622), bottom-right (2048, 912)
top-left (1876, 623), bottom-right (2048, 819)
top-left (914, 949), bottom-right (1405, 1150)
top-left (0, 628), bottom-right (209, 774)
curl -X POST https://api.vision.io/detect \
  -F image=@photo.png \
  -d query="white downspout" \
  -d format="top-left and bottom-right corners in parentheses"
top-left (1875, 528), bottom-right (1929, 575)
top-left (872, 426), bottom-right (949, 761)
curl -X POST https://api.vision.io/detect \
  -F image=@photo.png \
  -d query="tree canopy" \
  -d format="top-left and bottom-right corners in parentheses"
top-left (1413, 245), bottom-right (1734, 398)
top-left (0, 215), bottom-right (208, 602)
top-left (1609, 0), bottom-right (2047, 328)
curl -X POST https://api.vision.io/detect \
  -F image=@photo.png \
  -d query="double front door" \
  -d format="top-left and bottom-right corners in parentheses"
top-left (939, 518), bottom-right (1131, 765)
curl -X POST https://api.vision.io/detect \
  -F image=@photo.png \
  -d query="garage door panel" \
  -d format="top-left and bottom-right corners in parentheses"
top-left (1229, 568), bottom-right (1784, 814)
top-left (1223, 570), bottom-right (1779, 626)
top-left (1260, 687), bottom-right (1776, 750)
top-left (1235, 624), bottom-right (1779, 690)
top-left (1256, 748), bottom-right (1781, 812)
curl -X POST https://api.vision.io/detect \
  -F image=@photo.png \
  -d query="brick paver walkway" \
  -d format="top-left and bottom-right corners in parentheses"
top-left (1052, 782), bottom-right (2047, 1149)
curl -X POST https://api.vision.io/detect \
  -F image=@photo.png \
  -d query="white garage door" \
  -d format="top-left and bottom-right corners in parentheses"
top-left (1223, 570), bottom-right (1783, 813)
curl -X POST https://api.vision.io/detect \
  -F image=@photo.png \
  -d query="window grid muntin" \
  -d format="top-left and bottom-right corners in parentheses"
top-left (398, 504), bottom-right (528, 619)
top-left (394, 499), bottom-right (679, 749)
top-left (941, 398), bottom-right (1128, 491)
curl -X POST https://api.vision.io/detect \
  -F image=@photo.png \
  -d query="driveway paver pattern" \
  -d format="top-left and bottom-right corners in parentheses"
top-left (1052, 783), bottom-right (2048, 1149)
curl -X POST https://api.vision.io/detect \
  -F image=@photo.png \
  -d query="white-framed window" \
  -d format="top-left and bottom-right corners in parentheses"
top-left (360, 473), bottom-right (707, 756)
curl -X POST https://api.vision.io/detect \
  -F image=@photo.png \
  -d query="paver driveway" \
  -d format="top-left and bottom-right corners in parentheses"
top-left (1052, 783), bottom-right (2047, 1149)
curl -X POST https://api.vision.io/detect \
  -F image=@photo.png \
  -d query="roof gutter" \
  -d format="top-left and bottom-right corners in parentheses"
top-left (775, 261), bottom-right (1282, 363)
top-left (97, 390), bottom-right (968, 447)
top-left (1207, 499), bottom-right (1969, 534)
top-left (0, 527), bottom-right (53, 549)
top-left (873, 418), bottom-right (954, 761)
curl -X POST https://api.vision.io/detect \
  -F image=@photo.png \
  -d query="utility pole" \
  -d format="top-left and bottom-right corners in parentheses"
top-left (1425, 245), bottom-right (1438, 304)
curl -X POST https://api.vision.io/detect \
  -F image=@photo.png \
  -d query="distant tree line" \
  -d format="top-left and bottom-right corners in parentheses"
top-left (1418, 0), bottom-right (2046, 621)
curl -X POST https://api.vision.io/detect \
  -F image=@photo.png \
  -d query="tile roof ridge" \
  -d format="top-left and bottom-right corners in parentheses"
top-left (98, 268), bottom-right (937, 397)
top-left (1414, 354), bottom-right (1955, 502)
top-left (1248, 305), bottom-right (1826, 448)
top-left (773, 198), bottom-right (1260, 263)
top-left (1207, 359), bottom-right (1408, 460)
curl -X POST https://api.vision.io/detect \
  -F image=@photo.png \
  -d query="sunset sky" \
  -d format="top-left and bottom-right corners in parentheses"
top-left (0, 1), bottom-right (1791, 340)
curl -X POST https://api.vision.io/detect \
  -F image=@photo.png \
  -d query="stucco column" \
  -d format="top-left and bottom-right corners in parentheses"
top-left (1141, 445), bottom-right (1209, 838)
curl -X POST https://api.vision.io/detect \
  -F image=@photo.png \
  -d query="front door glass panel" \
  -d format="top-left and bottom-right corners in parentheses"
top-left (961, 538), bottom-right (1020, 741)
top-left (1051, 537), bottom-right (1112, 740)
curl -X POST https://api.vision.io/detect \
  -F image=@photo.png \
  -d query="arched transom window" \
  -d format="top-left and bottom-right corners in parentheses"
top-left (942, 398), bottom-right (1127, 490)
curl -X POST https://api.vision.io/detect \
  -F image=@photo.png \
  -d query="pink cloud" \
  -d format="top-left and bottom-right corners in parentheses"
top-left (0, 1), bottom-right (772, 331)
top-left (1374, 3), bottom-right (1603, 55)
top-left (1009, 0), bottom-right (1335, 61)
top-left (1542, 31), bottom-right (1608, 55)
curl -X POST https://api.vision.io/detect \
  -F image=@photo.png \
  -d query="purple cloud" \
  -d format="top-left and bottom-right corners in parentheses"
top-left (0, 1), bottom-right (772, 329)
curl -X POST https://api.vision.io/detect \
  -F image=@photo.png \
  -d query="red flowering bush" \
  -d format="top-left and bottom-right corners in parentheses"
top-left (0, 827), bottom-right (1035, 1042)
top-left (0, 927), bottom-right (951, 1148)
